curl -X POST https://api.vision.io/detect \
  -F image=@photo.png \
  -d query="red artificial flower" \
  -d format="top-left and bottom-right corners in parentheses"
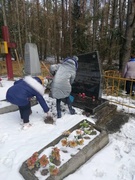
top-left (26, 152), bottom-right (39, 169)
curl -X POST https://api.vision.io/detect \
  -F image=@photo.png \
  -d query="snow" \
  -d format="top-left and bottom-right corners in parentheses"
top-left (0, 77), bottom-right (135, 180)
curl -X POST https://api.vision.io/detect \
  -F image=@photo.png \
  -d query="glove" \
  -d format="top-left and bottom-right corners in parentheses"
top-left (44, 78), bottom-right (49, 88)
top-left (46, 111), bottom-right (52, 117)
top-left (45, 111), bottom-right (54, 124)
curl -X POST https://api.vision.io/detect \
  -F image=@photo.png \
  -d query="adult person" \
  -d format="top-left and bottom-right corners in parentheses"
top-left (50, 55), bottom-right (78, 118)
top-left (6, 75), bottom-right (51, 129)
top-left (123, 54), bottom-right (135, 96)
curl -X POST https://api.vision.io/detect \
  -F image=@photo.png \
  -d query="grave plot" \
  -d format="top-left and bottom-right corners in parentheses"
top-left (19, 119), bottom-right (109, 180)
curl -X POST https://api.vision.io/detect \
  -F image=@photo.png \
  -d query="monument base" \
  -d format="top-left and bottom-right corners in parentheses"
top-left (72, 94), bottom-right (109, 114)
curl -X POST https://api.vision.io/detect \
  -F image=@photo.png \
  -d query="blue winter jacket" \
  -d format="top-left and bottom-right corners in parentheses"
top-left (6, 76), bottom-right (49, 113)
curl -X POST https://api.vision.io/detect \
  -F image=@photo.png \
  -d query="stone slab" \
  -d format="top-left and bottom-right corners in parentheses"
top-left (95, 104), bottom-right (117, 125)
top-left (0, 98), bottom-right (38, 114)
top-left (19, 120), bottom-right (109, 180)
top-left (95, 104), bottom-right (129, 133)
top-left (105, 112), bottom-right (129, 134)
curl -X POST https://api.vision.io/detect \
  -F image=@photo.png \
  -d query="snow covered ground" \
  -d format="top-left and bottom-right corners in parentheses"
top-left (0, 77), bottom-right (135, 180)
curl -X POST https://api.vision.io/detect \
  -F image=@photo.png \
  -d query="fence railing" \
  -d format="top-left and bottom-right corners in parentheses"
top-left (103, 70), bottom-right (135, 111)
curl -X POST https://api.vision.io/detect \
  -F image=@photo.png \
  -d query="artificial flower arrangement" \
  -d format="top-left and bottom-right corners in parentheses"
top-left (61, 120), bottom-right (97, 149)
top-left (26, 148), bottom-right (59, 176)
top-left (26, 120), bottom-right (98, 178)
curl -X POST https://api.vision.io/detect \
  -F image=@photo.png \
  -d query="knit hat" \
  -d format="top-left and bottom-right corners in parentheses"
top-left (37, 76), bottom-right (44, 85)
top-left (73, 55), bottom-right (79, 61)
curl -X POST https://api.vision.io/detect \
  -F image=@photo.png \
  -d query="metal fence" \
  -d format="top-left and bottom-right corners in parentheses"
top-left (103, 70), bottom-right (135, 111)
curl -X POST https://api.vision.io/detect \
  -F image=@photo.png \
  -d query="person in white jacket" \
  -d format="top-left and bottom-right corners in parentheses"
top-left (50, 56), bottom-right (78, 118)
top-left (123, 54), bottom-right (135, 96)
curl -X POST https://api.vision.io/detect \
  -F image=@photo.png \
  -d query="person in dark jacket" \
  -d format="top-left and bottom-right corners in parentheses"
top-left (50, 56), bottom-right (78, 118)
top-left (123, 54), bottom-right (135, 96)
top-left (6, 75), bottom-right (51, 129)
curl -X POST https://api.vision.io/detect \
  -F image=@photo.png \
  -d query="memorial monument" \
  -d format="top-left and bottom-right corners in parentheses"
top-left (24, 43), bottom-right (41, 76)
top-left (72, 51), bottom-right (108, 114)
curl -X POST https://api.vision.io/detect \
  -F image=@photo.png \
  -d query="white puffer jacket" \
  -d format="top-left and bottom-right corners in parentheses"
top-left (51, 58), bottom-right (78, 99)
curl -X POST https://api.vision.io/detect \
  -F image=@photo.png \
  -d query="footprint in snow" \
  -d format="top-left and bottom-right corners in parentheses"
top-left (0, 133), bottom-right (9, 143)
top-left (3, 150), bottom-right (16, 168)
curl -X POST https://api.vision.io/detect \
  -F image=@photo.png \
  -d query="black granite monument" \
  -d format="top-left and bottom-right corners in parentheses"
top-left (71, 51), bottom-right (108, 114)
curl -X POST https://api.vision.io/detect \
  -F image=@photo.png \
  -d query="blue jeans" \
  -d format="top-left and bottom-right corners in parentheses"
top-left (126, 80), bottom-right (135, 94)
top-left (56, 97), bottom-right (75, 118)
top-left (18, 101), bottom-right (31, 123)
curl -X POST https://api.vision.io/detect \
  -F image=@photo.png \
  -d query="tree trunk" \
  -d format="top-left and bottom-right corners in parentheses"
top-left (69, 0), bottom-right (72, 56)
top-left (54, 0), bottom-right (60, 63)
top-left (92, 0), bottom-right (98, 51)
top-left (108, 0), bottom-right (118, 64)
top-left (16, 0), bottom-right (23, 59)
top-left (23, 0), bottom-right (28, 43)
top-left (119, 0), bottom-right (126, 70)
top-left (1, 0), bottom-right (7, 26)
top-left (121, 0), bottom-right (135, 73)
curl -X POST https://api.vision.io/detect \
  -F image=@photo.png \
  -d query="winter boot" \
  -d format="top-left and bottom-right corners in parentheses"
top-left (69, 108), bottom-right (76, 115)
top-left (22, 123), bottom-right (32, 130)
top-left (66, 96), bottom-right (76, 115)
top-left (68, 104), bottom-right (76, 115)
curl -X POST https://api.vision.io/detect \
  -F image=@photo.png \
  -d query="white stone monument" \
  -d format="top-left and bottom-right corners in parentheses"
top-left (24, 43), bottom-right (41, 76)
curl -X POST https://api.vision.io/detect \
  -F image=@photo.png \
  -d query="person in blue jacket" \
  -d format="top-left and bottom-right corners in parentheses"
top-left (6, 75), bottom-right (51, 129)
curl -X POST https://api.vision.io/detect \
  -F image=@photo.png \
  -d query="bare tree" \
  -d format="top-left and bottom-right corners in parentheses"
top-left (108, 0), bottom-right (118, 64)
top-left (23, 1), bottom-right (28, 43)
top-left (69, 0), bottom-right (72, 56)
top-left (1, 0), bottom-right (7, 26)
top-left (119, 0), bottom-right (126, 70)
top-left (15, 0), bottom-right (23, 59)
top-left (1, 0), bottom-right (135, 67)
top-left (121, 0), bottom-right (135, 72)
top-left (92, 0), bottom-right (99, 51)
top-left (53, 0), bottom-right (60, 62)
